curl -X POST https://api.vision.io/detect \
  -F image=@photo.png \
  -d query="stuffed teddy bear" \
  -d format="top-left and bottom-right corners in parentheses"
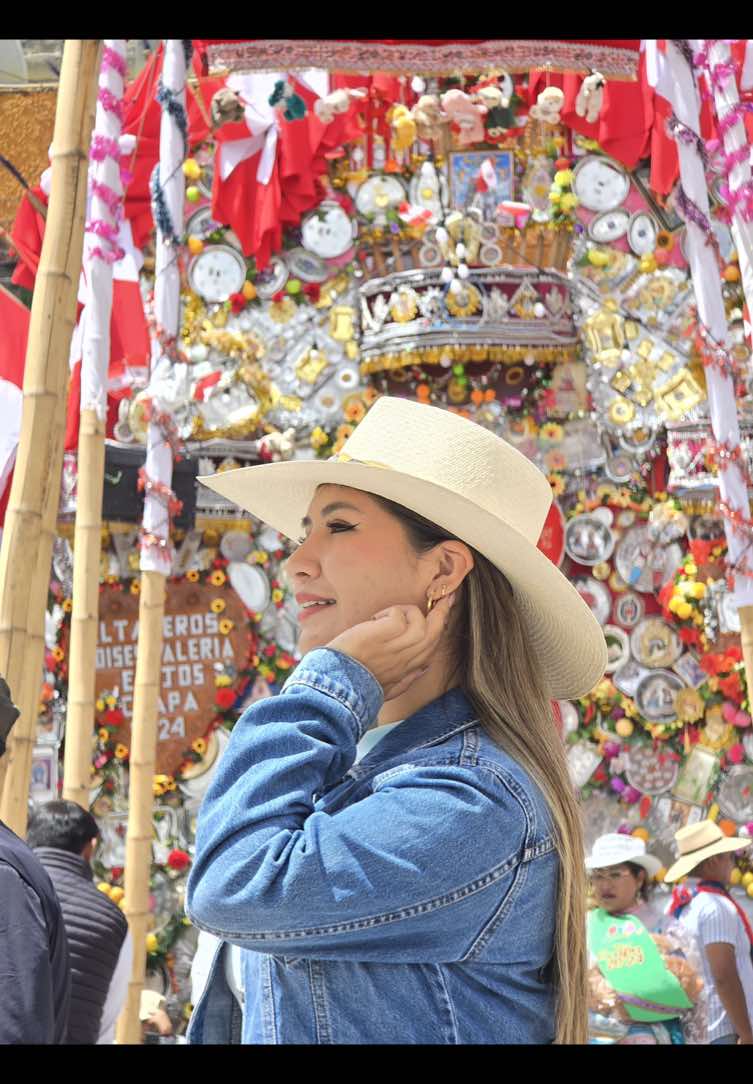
top-left (440, 88), bottom-right (486, 146)
top-left (210, 86), bottom-right (246, 128)
top-left (388, 104), bottom-right (417, 152)
top-left (257, 427), bottom-right (296, 462)
top-left (575, 71), bottom-right (606, 124)
top-left (411, 94), bottom-right (447, 143)
top-left (313, 87), bottom-right (367, 125)
top-left (529, 86), bottom-right (565, 126)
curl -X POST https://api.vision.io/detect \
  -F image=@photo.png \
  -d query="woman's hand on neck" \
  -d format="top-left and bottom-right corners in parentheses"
top-left (377, 655), bottom-right (457, 726)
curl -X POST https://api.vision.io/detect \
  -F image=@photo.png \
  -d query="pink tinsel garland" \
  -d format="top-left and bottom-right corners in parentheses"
top-left (91, 179), bottom-right (123, 216)
top-left (98, 87), bottom-right (125, 122)
top-left (90, 134), bottom-right (121, 162)
top-left (101, 44), bottom-right (127, 78)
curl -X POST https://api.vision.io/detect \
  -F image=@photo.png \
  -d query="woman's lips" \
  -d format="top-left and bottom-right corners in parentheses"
top-left (298, 602), bottom-right (336, 622)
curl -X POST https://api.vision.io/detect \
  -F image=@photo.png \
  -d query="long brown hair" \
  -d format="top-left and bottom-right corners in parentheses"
top-left (373, 494), bottom-right (588, 1045)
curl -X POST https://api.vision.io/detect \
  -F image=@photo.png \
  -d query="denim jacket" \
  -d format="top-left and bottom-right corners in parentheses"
top-left (186, 649), bottom-right (558, 1044)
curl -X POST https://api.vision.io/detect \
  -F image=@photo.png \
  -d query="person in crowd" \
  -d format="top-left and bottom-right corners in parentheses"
top-left (0, 676), bottom-right (71, 1043)
top-left (585, 833), bottom-right (706, 1044)
top-left (186, 396), bottom-right (607, 1044)
top-left (27, 799), bottom-right (131, 1044)
top-left (666, 819), bottom-right (753, 1045)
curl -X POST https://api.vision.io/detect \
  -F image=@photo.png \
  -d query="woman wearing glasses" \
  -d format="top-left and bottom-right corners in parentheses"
top-left (586, 833), bottom-right (707, 1044)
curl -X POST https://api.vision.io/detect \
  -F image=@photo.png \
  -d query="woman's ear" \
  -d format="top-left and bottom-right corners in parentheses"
top-left (433, 539), bottom-right (475, 594)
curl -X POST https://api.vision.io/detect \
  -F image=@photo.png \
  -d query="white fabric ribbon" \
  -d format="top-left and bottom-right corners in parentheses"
top-left (219, 72), bottom-right (285, 186)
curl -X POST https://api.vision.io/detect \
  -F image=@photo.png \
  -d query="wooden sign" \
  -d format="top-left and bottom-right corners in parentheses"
top-left (95, 581), bottom-right (252, 775)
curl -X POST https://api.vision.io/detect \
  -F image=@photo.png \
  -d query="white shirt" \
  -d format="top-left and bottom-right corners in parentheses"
top-left (674, 885), bottom-right (753, 1042)
top-left (354, 721), bottom-right (402, 764)
top-left (97, 930), bottom-right (133, 1044)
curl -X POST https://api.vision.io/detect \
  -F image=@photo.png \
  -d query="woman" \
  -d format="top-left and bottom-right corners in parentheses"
top-left (586, 833), bottom-right (706, 1044)
top-left (186, 396), bottom-right (607, 1044)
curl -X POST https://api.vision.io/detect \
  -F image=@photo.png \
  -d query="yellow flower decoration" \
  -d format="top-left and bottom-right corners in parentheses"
top-left (52, 646), bottom-right (65, 662)
top-left (331, 436), bottom-right (347, 454)
top-left (544, 450), bottom-right (566, 472)
top-left (210, 570), bottom-right (226, 587)
top-left (674, 687), bottom-right (704, 724)
top-left (559, 192), bottom-right (578, 213)
top-left (106, 696), bottom-right (116, 709)
top-left (219, 619), bottom-right (234, 635)
top-left (547, 473), bottom-right (565, 497)
top-left (310, 426), bottom-right (330, 450)
top-left (251, 550), bottom-right (268, 564)
top-left (336, 424), bottom-right (355, 442)
top-left (130, 580), bottom-right (140, 595)
top-left (445, 284), bottom-right (481, 318)
top-left (114, 744), bottom-right (129, 760)
top-left (146, 933), bottom-right (159, 954)
top-left (210, 598), bottom-right (226, 614)
top-left (62, 598), bottom-right (73, 613)
top-left (539, 422), bottom-right (564, 442)
top-left (277, 657), bottom-right (293, 671)
top-left (192, 738), bottom-right (207, 756)
top-left (554, 169), bottom-right (574, 188)
top-left (362, 387), bottom-right (380, 406)
top-left (186, 570), bottom-right (200, 582)
top-left (214, 674), bottom-right (232, 687)
top-left (271, 588), bottom-right (284, 604)
top-left (96, 699), bottom-right (105, 712)
top-left (98, 728), bottom-right (109, 743)
top-left (344, 399), bottom-right (366, 423)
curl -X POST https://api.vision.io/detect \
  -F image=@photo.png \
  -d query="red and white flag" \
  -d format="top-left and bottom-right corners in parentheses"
top-left (0, 285), bottom-right (31, 528)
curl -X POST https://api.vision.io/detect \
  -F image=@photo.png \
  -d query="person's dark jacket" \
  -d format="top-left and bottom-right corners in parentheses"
top-left (34, 846), bottom-right (128, 1044)
top-left (0, 820), bottom-right (71, 1043)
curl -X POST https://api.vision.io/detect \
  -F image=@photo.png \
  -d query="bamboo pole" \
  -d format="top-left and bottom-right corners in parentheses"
top-left (63, 40), bottom-right (127, 810)
top-left (62, 409), bottom-right (106, 808)
top-left (116, 38), bottom-right (186, 1044)
top-left (115, 570), bottom-right (166, 1044)
top-left (0, 40), bottom-right (101, 822)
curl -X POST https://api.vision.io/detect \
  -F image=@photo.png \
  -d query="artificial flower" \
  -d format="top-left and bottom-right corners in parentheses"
top-left (52, 646), bottom-right (65, 662)
top-left (98, 728), bottom-right (109, 743)
top-left (251, 550), bottom-right (268, 564)
top-left (559, 192), bottom-right (578, 213)
top-left (215, 687), bottom-right (236, 710)
top-left (219, 618), bottom-right (234, 635)
top-left (554, 169), bottom-right (574, 188)
top-left (114, 744), bottom-right (129, 760)
top-left (674, 687), bottom-right (705, 724)
top-left (544, 450), bottom-right (566, 472)
top-left (271, 588), bottom-right (284, 604)
top-left (104, 708), bottom-right (124, 727)
top-left (310, 426), bottom-right (329, 450)
top-left (539, 422), bottom-right (564, 442)
top-left (214, 673), bottom-right (232, 687)
top-left (186, 569), bottom-right (200, 582)
top-left (655, 229), bottom-right (674, 251)
top-left (96, 698), bottom-right (106, 713)
top-left (62, 598), bottom-right (73, 613)
top-left (192, 738), bottom-right (207, 756)
top-left (209, 570), bottom-right (226, 587)
top-left (210, 598), bottom-right (226, 614)
top-left (130, 580), bottom-right (140, 595)
top-left (547, 473), bottom-right (565, 497)
top-left (344, 399), bottom-right (367, 423)
top-left (336, 423), bottom-right (355, 442)
top-left (145, 933), bottom-right (159, 954)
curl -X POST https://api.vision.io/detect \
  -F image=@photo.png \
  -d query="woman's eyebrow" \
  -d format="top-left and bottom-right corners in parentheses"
top-left (301, 501), bottom-right (363, 528)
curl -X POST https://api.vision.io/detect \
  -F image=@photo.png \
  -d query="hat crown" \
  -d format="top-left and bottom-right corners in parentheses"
top-left (587, 833), bottom-right (649, 867)
top-left (674, 820), bottom-right (725, 856)
top-left (338, 397), bottom-right (552, 544)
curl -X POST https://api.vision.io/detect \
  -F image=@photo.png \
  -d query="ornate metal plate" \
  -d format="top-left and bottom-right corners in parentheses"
top-left (635, 669), bottom-right (685, 723)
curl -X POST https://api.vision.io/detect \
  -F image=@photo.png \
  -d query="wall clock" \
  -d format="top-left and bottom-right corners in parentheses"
top-left (188, 244), bottom-right (246, 303)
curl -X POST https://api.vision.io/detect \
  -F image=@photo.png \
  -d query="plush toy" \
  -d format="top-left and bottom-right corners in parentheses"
top-left (313, 87), bottom-right (367, 125)
top-left (474, 84), bottom-right (508, 112)
top-left (389, 104), bottom-right (417, 152)
top-left (268, 80), bottom-right (307, 122)
top-left (440, 88), bottom-right (486, 146)
top-left (210, 86), bottom-right (245, 128)
top-left (575, 70), bottom-right (606, 124)
top-left (485, 104), bottom-right (516, 142)
top-left (257, 427), bottom-right (296, 462)
top-left (411, 94), bottom-right (447, 143)
top-left (529, 86), bottom-right (565, 126)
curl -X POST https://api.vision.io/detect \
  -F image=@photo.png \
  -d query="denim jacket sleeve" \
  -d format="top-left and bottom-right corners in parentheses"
top-left (186, 648), bottom-right (529, 962)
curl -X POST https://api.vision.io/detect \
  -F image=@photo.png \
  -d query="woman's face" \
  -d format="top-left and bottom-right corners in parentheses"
top-left (285, 485), bottom-right (434, 655)
top-left (590, 863), bottom-right (645, 914)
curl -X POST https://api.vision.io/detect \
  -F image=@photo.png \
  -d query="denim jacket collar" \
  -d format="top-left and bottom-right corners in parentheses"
top-left (345, 685), bottom-right (478, 780)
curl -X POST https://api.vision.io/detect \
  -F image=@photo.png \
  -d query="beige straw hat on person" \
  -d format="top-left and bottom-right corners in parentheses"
top-left (663, 819), bottom-right (751, 883)
top-left (200, 396), bottom-right (607, 699)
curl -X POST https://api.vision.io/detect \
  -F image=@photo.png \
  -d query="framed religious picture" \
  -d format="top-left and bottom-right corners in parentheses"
top-left (672, 652), bottom-right (708, 689)
top-left (652, 796), bottom-right (705, 835)
top-left (671, 746), bottom-right (720, 807)
top-left (567, 740), bottom-right (604, 789)
top-left (30, 745), bottom-right (58, 804)
top-left (449, 150), bottom-right (514, 220)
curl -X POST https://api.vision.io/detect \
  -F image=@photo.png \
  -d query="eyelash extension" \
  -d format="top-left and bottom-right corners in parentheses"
top-left (328, 521), bottom-right (357, 533)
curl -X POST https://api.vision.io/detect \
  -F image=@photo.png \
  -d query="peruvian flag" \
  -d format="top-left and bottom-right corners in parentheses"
top-left (475, 157), bottom-right (497, 193)
top-left (0, 285), bottom-right (31, 529)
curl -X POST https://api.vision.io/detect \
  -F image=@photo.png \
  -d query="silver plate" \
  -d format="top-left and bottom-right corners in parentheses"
top-left (716, 765), bottom-right (753, 822)
top-left (480, 243), bottom-right (502, 266)
top-left (219, 530), bottom-right (254, 562)
top-left (418, 242), bottom-right (443, 268)
top-left (630, 616), bottom-right (683, 670)
top-left (612, 590), bottom-right (644, 629)
top-left (572, 576), bottom-right (612, 626)
top-left (627, 211), bottom-right (659, 256)
top-left (285, 247), bottom-right (330, 283)
top-left (615, 524), bottom-right (684, 593)
top-left (603, 624), bottom-right (630, 673)
top-left (254, 256), bottom-right (289, 299)
top-left (588, 208), bottom-right (631, 244)
top-left (605, 453), bottom-right (635, 484)
top-left (635, 669), bottom-right (685, 723)
top-left (565, 514), bottom-right (615, 567)
top-left (613, 658), bottom-right (651, 698)
top-left (625, 743), bottom-right (679, 796)
top-left (227, 562), bottom-right (271, 614)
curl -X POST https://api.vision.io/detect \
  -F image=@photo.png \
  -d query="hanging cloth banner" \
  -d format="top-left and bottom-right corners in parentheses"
top-left (588, 909), bottom-right (693, 1022)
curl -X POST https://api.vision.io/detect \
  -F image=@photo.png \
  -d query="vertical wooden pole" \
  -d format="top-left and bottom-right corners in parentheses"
top-left (115, 570), bottom-right (166, 1043)
top-left (0, 40), bottom-right (101, 826)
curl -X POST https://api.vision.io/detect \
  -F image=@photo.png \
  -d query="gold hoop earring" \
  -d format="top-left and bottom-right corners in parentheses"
top-left (427, 585), bottom-right (447, 614)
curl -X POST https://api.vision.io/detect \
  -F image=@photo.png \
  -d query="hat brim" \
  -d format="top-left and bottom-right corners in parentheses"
top-left (200, 459), bottom-right (607, 700)
top-left (663, 836), bottom-right (751, 883)
top-left (585, 853), bottom-right (663, 878)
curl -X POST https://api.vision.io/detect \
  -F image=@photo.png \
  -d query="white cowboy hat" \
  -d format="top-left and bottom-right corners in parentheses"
top-left (199, 396), bottom-right (607, 699)
top-left (585, 833), bottom-right (663, 878)
top-left (663, 819), bottom-right (751, 883)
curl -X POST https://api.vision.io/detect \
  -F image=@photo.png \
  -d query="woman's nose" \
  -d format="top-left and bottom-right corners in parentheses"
top-left (285, 538), bottom-right (320, 581)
